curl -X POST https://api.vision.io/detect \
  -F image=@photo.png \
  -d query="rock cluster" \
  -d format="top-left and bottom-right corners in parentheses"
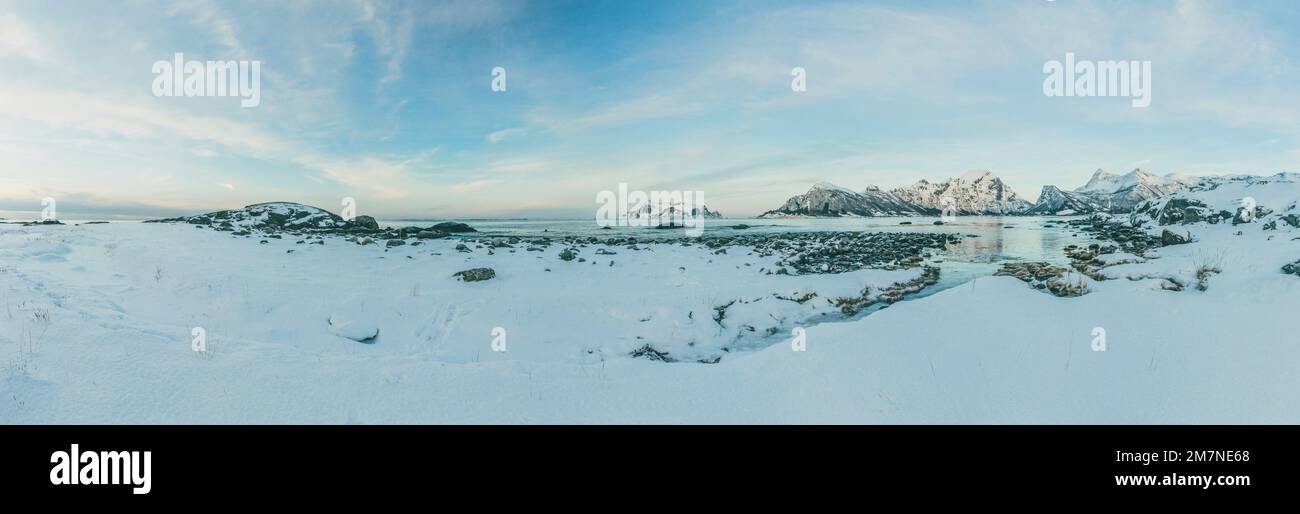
top-left (150, 202), bottom-right (479, 245)
top-left (994, 262), bottom-right (1090, 297)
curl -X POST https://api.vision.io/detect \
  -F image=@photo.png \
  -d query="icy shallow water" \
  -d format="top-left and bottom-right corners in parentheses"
top-left (391, 215), bottom-right (1096, 296)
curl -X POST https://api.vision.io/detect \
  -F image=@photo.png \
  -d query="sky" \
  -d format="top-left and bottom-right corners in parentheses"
top-left (1, 0), bottom-right (1299, 219)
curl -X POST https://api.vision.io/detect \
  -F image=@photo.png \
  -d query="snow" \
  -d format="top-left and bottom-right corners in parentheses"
top-left (895, 172), bottom-right (1032, 214)
top-left (327, 315), bottom-right (380, 343)
top-left (1, 174), bottom-right (1297, 423)
top-left (810, 181), bottom-right (858, 195)
top-left (1075, 168), bottom-right (1187, 195)
top-left (959, 170), bottom-right (994, 183)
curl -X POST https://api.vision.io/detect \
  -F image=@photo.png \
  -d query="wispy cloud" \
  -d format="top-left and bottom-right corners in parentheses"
top-left (0, 13), bottom-right (48, 61)
top-left (3, 0), bottom-right (1298, 218)
top-left (486, 127), bottom-right (526, 144)
top-left (449, 179), bottom-right (501, 193)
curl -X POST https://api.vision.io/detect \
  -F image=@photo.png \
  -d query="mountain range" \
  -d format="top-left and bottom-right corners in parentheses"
top-left (761, 169), bottom-right (1202, 217)
top-left (1026, 169), bottom-right (1198, 215)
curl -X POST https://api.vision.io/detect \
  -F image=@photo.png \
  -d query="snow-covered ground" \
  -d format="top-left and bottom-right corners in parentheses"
top-left (1, 175), bottom-right (1297, 423)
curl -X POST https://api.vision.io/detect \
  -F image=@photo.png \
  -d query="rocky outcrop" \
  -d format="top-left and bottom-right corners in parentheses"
top-left (760, 182), bottom-right (934, 217)
top-left (1028, 169), bottom-right (1200, 215)
top-left (429, 221), bottom-right (476, 233)
top-left (150, 202), bottom-right (355, 231)
top-left (149, 202), bottom-right (478, 245)
top-left (892, 171), bottom-right (1032, 215)
top-left (453, 267), bottom-right (496, 282)
top-left (763, 172), bottom-right (1033, 217)
top-left (1133, 198), bottom-right (1234, 225)
top-left (1026, 185), bottom-right (1108, 215)
top-left (994, 262), bottom-right (1090, 297)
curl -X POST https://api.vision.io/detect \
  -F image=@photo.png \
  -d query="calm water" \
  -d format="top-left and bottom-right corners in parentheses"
top-left (414, 216), bottom-right (1097, 296)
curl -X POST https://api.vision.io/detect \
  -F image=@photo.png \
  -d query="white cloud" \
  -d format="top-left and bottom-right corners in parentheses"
top-left (0, 13), bottom-right (48, 61)
top-left (486, 127), bottom-right (526, 144)
top-left (449, 179), bottom-right (501, 193)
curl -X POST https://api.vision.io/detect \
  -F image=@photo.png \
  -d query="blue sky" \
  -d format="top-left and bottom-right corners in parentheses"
top-left (1, 0), bottom-right (1298, 219)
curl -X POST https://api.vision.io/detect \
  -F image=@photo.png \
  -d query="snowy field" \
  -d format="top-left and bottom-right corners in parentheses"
top-left (1, 176), bottom-right (1297, 423)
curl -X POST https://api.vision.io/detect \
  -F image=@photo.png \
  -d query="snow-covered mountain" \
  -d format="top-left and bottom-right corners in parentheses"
top-left (1032, 169), bottom-right (1198, 214)
top-left (1025, 185), bottom-right (1108, 215)
top-left (763, 169), bottom-right (1228, 218)
top-left (891, 171), bottom-right (1032, 215)
top-left (627, 202), bottom-right (723, 219)
top-left (1130, 172), bottom-right (1300, 227)
top-left (150, 202), bottom-right (363, 230)
top-left (759, 182), bottom-right (935, 217)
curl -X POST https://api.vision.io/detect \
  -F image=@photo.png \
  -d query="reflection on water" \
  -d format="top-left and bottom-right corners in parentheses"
top-left (428, 216), bottom-right (1091, 263)
top-left (419, 216), bottom-right (1098, 296)
top-left (385, 217), bottom-right (1101, 346)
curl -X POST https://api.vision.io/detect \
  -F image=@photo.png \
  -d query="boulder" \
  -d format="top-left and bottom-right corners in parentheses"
top-left (1160, 229), bottom-right (1189, 246)
top-left (453, 267), bottom-right (496, 282)
top-left (327, 315), bottom-right (379, 343)
top-left (351, 215), bottom-right (380, 230)
top-left (431, 222), bottom-right (476, 233)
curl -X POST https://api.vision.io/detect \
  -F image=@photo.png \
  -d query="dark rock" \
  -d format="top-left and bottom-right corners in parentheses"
top-left (1160, 229), bottom-right (1190, 246)
top-left (995, 262), bottom-right (1089, 297)
top-left (351, 215), bottom-right (380, 230)
top-left (431, 222), bottom-right (476, 233)
top-left (629, 344), bottom-right (674, 362)
top-left (453, 267), bottom-right (496, 282)
top-left (1264, 215), bottom-right (1300, 231)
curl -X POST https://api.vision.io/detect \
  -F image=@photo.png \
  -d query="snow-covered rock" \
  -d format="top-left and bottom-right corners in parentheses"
top-left (1034, 169), bottom-right (1199, 214)
top-left (627, 203), bottom-right (723, 220)
top-left (759, 182), bottom-right (935, 217)
top-left (327, 315), bottom-right (380, 343)
top-left (1025, 185), bottom-right (1108, 215)
top-left (891, 171), bottom-right (1032, 215)
top-left (151, 202), bottom-right (356, 232)
top-left (1130, 172), bottom-right (1300, 228)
